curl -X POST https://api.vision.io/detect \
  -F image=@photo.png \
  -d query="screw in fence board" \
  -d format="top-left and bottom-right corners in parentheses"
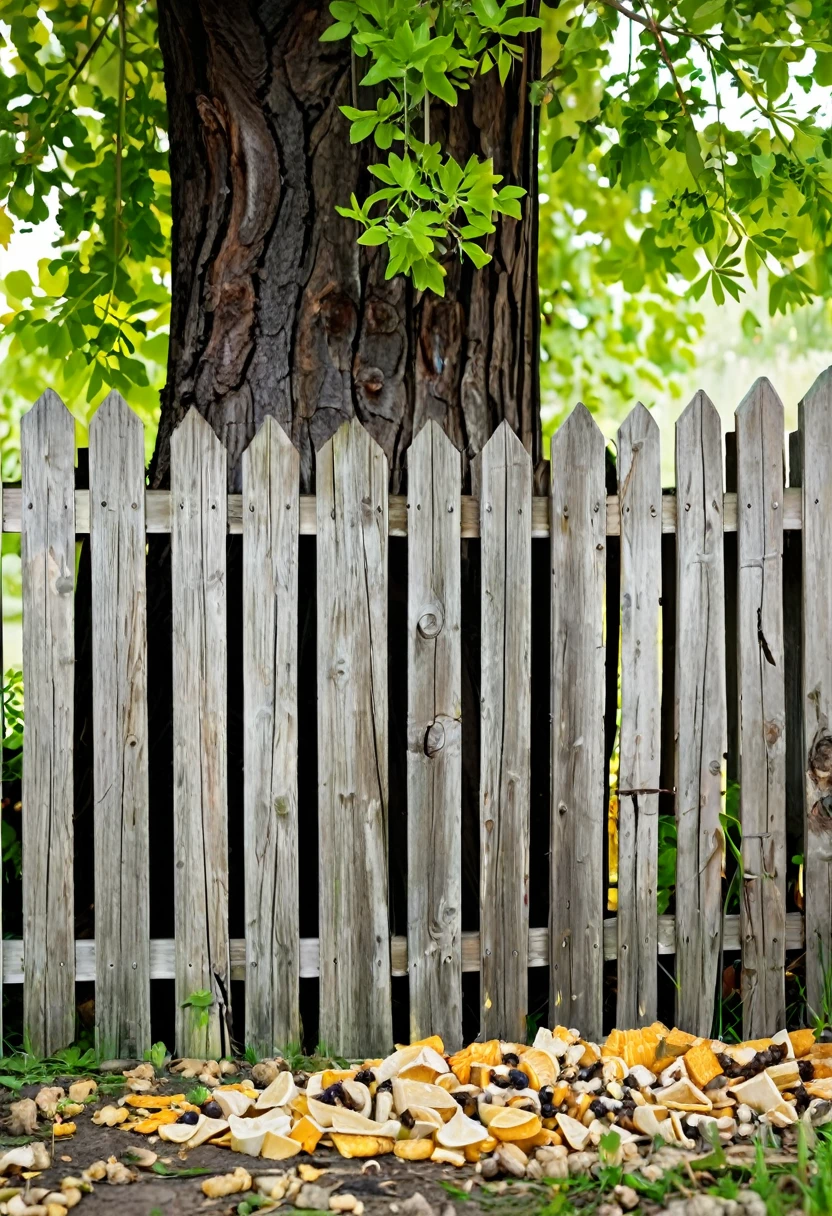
top-left (170, 409), bottom-right (231, 1059)
top-left (477, 422), bottom-right (531, 1042)
top-left (674, 392), bottom-right (726, 1037)
top-left (89, 392), bottom-right (151, 1059)
top-left (550, 404), bottom-right (606, 1041)
top-left (615, 404), bottom-right (661, 1029)
top-left (800, 367), bottom-right (832, 1016)
top-left (316, 419), bottom-right (392, 1056)
top-left (736, 379), bottom-right (787, 1037)
top-left (20, 389), bottom-right (76, 1055)
top-left (406, 422), bottom-right (463, 1049)
top-left (242, 418), bottom-right (300, 1055)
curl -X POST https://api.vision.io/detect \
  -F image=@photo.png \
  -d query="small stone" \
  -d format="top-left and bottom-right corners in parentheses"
top-left (613, 1185), bottom-right (639, 1211)
top-left (493, 1144), bottom-right (527, 1178)
top-left (297, 1185), bottom-right (336, 1211)
top-left (251, 1060), bottom-right (279, 1088)
top-left (399, 1196), bottom-right (434, 1216)
top-left (480, 1157), bottom-right (499, 1180)
top-left (567, 1151), bottom-right (597, 1175)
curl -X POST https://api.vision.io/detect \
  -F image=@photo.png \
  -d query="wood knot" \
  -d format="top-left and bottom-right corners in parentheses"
top-left (424, 720), bottom-right (445, 757)
top-left (417, 603), bottom-right (444, 639)
top-left (358, 366), bottom-right (386, 395)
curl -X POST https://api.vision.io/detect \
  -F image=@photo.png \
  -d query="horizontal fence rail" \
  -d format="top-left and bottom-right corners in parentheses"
top-left (0, 486), bottom-right (806, 536)
top-left (4, 371), bottom-right (831, 1057)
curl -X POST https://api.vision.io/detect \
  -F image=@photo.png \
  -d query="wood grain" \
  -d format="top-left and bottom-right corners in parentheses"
top-left (478, 422), bottom-right (532, 1041)
top-left (736, 379), bottom-right (786, 1036)
top-left (407, 423), bottom-right (462, 1049)
top-left (550, 404), bottom-right (607, 1041)
top-left (20, 390), bottom-right (76, 1056)
top-left (0, 486), bottom-right (805, 538)
top-left (800, 367), bottom-right (832, 1014)
top-left (170, 409), bottom-right (230, 1058)
top-left (89, 392), bottom-right (151, 1059)
top-left (674, 391), bottom-right (727, 1036)
top-left (242, 418), bottom-right (300, 1054)
top-left (316, 419), bottom-right (392, 1056)
top-left (616, 404), bottom-right (662, 1028)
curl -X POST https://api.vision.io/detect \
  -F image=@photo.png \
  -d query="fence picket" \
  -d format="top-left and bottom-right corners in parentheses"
top-left (21, 389), bottom-right (76, 1055)
top-left (736, 379), bottom-right (786, 1036)
top-left (316, 419), bottom-right (392, 1056)
top-left (478, 422), bottom-right (532, 1041)
top-left (675, 392), bottom-right (726, 1036)
top-left (616, 404), bottom-right (661, 1028)
top-left (550, 405), bottom-right (607, 1040)
top-left (800, 367), bottom-right (832, 1013)
top-left (89, 392), bottom-right (150, 1059)
top-left (242, 418), bottom-right (300, 1054)
top-left (407, 422), bottom-right (462, 1049)
top-left (171, 409), bottom-right (230, 1058)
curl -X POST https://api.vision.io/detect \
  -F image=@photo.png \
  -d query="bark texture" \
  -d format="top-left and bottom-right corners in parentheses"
top-left (153, 0), bottom-right (540, 490)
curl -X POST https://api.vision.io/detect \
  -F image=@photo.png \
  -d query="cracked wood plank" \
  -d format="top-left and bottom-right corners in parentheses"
top-left (550, 405), bottom-right (607, 1040)
top-left (171, 409), bottom-right (230, 1058)
top-left (407, 422), bottom-right (462, 1049)
top-left (478, 422), bottom-right (532, 1041)
top-left (316, 419), bottom-right (392, 1055)
top-left (21, 389), bottom-right (76, 1055)
top-left (243, 419), bottom-right (300, 1054)
top-left (89, 393), bottom-right (151, 1059)
top-left (616, 404), bottom-right (662, 1028)
top-left (737, 379), bottom-right (786, 1036)
top-left (800, 367), bottom-right (832, 1013)
top-left (674, 391), bottom-right (727, 1036)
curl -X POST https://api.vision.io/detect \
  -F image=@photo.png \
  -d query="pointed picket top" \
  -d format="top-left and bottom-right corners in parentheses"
top-left (735, 376), bottom-right (784, 423)
top-left (21, 387), bottom-right (75, 448)
top-left (799, 364), bottom-right (832, 426)
top-left (480, 418), bottom-right (532, 469)
top-left (171, 405), bottom-right (225, 454)
top-left (676, 387), bottom-right (720, 435)
top-left (550, 401), bottom-right (606, 463)
top-left (90, 389), bottom-right (143, 440)
top-left (245, 413), bottom-right (298, 459)
top-left (409, 417), bottom-right (463, 462)
top-left (618, 400), bottom-right (659, 448)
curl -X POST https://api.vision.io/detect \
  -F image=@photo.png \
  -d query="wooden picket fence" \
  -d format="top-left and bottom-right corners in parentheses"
top-left (3, 369), bottom-right (832, 1061)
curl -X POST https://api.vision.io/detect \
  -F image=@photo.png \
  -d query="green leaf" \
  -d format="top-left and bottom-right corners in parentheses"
top-left (751, 151), bottom-right (775, 179)
top-left (411, 256), bottom-right (446, 296)
top-left (320, 20), bottom-right (352, 41)
top-left (460, 240), bottom-right (490, 268)
top-left (424, 65), bottom-right (457, 106)
top-left (3, 270), bottom-right (33, 302)
top-left (684, 124), bottom-right (705, 183)
top-left (357, 227), bottom-right (390, 246)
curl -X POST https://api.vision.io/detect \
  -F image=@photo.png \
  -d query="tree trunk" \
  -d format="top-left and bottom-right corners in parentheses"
top-left (153, 0), bottom-right (540, 491)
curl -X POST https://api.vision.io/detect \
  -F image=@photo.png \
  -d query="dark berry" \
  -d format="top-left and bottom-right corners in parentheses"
top-left (354, 1069), bottom-right (375, 1087)
top-left (539, 1086), bottom-right (554, 1103)
top-left (177, 1110), bottom-right (200, 1125)
top-left (589, 1100), bottom-right (606, 1117)
top-left (400, 1109), bottom-right (415, 1130)
top-left (490, 1073), bottom-right (511, 1089)
top-left (622, 1075), bottom-right (639, 1090)
top-left (502, 1053), bottom-right (520, 1066)
top-left (318, 1081), bottom-right (345, 1106)
top-left (799, 1059), bottom-right (814, 1082)
top-left (376, 1079), bottom-right (393, 1093)
top-left (541, 1103), bottom-right (556, 1120)
top-left (453, 1092), bottom-right (469, 1107)
top-left (507, 1069), bottom-right (528, 1090)
top-left (202, 1101), bottom-right (223, 1119)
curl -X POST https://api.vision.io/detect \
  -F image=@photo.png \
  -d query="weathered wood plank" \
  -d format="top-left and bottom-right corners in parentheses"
top-left (0, 910), bottom-right (807, 984)
top-left (800, 367), bottom-right (832, 1013)
top-left (89, 392), bottom-right (150, 1059)
top-left (21, 389), bottom-right (76, 1055)
top-left (478, 422), bottom-right (531, 1041)
top-left (674, 391), bottom-right (726, 1036)
top-left (407, 422), bottom-right (462, 1049)
top-left (0, 487), bottom-right (806, 538)
top-left (616, 404), bottom-right (661, 1028)
top-left (242, 418), bottom-right (300, 1055)
top-left (736, 378), bottom-right (786, 1036)
top-left (316, 419), bottom-right (392, 1056)
top-left (550, 404), bottom-right (607, 1040)
top-left (170, 409), bottom-right (230, 1058)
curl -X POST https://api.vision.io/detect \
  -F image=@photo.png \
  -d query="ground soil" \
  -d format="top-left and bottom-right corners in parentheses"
top-left (0, 1078), bottom-right (482, 1216)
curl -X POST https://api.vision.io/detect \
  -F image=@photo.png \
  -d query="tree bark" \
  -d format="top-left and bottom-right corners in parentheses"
top-left (153, 0), bottom-right (540, 491)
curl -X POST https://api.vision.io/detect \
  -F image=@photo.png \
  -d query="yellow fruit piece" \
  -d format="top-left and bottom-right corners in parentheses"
top-left (393, 1139), bottom-right (435, 1161)
top-left (330, 1134), bottom-right (394, 1159)
top-left (436, 1075), bottom-right (458, 1092)
top-left (518, 1060), bottom-right (540, 1090)
top-left (290, 1094), bottom-right (309, 1117)
top-left (400, 1066), bottom-right (439, 1084)
top-left (489, 1109), bottom-right (542, 1143)
top-left (470, 1040), bottom-right (502, 1066)
top-left (298, 1165), bottom-right (327, 1182)
top-left (513, 1128), bottom-right (555, 1153)
top-left (211, 1132), bottom-right (232, 1148)
top-left (321, 1070), bottom-right (356, 1089)
top-left (53, 1123), bottom-right (76, 1138)
top-left (520, 1049), bottom-right (557, 1087)
top-left (409, 1036), bottom-right (445, 1055)
top-left (789, 1029), bottom-right (816, 1059)
top-left (480, 1136), bottom-right (498, 1154)
top-left (132, 1110), bottom-right (182, 1134)
top-left (684, 1044), bottom-right (723, 1090)
top-left (216, 1084), bottom-right (258, 1098)
top-left (124, 1094), bottom-right (186, 1109)
top-left (288, 1116), bottom-right (323, 1154)
top-left (742, 1039), bottom-right (774, 1053)
top-left (450, 1061), bottom-right (471, 1086)
top-left (463, 1145), bottom-right (481, 1163)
